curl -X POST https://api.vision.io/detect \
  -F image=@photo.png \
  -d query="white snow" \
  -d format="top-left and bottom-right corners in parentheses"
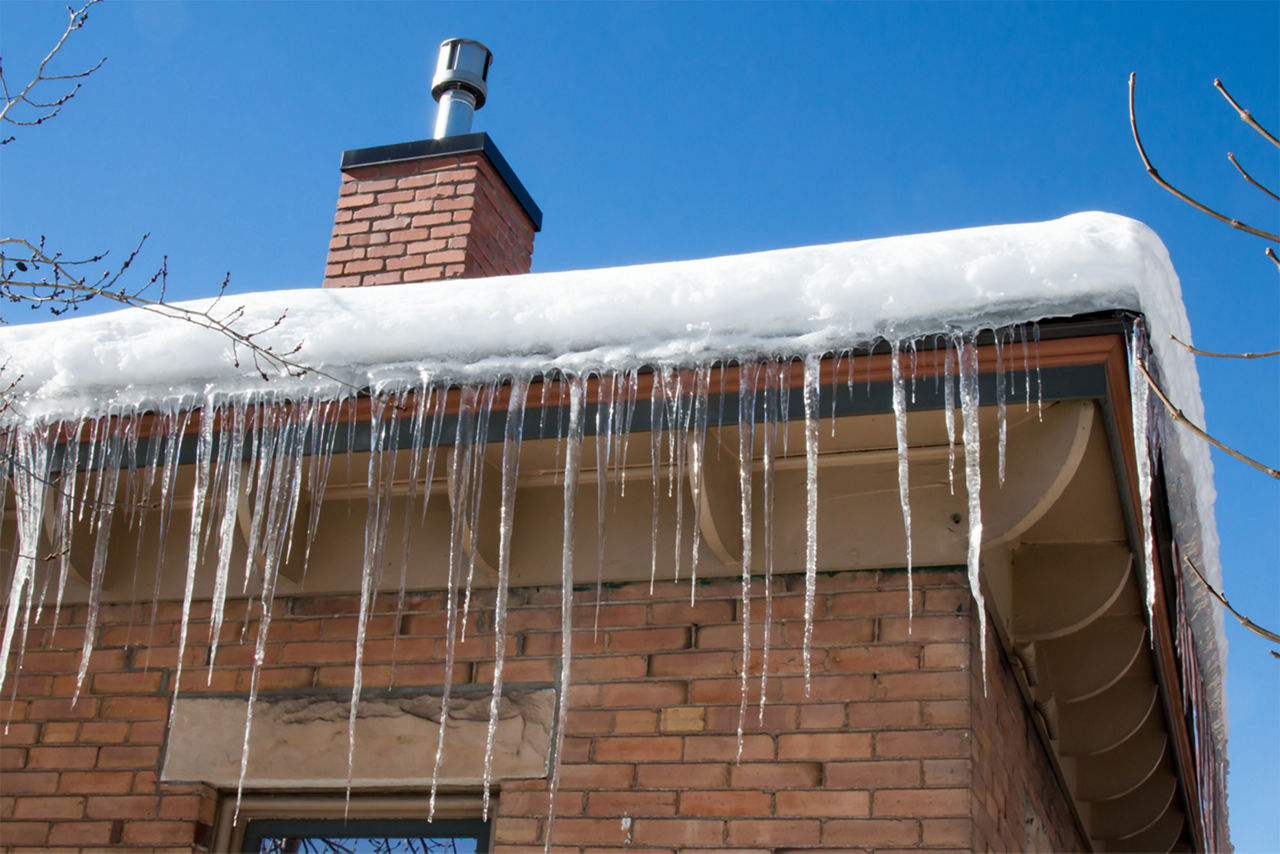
top-left (0, 209), bottom-right (1228, 797)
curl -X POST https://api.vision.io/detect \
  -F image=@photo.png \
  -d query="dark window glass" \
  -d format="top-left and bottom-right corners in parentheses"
top-left (243, 818), bottom-right (488, 854)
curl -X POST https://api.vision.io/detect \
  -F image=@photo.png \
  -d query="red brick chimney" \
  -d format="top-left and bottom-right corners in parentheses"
top-left (324, 134), bottom-right (542, 287)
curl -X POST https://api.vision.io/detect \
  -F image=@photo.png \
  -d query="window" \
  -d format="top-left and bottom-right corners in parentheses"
top-left (213, 795), bottom-right (489, 854)
top-left (244, 817), bottom-right (488, 853)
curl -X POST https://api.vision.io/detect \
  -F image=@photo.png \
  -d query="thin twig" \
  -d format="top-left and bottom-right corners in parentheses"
top-left (1, 236), bottom-right (359, 393)
top-left (1129, 73), bottom-right (1279, 243)
top-left (1227, 152), bottom-right (1280, 202)
top-left (1268, 247), bottom-right (1280, 271)
top-left (1170, 334), bottom-right (1280, 360)
top-left (1215, 78), bottom-right (1280, 149)
top-left (1135, 357), bottom-right (1279, 480)
top-left (1184, 555), bottom-right (1280, 645)
top-left (0, 0), bottom-right (105, 143)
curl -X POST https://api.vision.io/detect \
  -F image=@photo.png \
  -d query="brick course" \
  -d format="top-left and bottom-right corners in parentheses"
top-left (323, 153), bottom-right (536, 288)
top-left (1, 569), bottom-right (1084, 851)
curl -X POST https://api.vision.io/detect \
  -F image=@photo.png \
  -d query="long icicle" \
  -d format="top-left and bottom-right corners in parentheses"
top-left (758, 361), bottom-right (777, 724)
top-left (890, 340), bottom-right (914, 629)
top-left (208, 399), bottom-right (247, 679)
top-left (545, 376), bottom-right (585, 854)
top-left (346, 392), bottom-right (389, 805)
top-left (593, 372), bottom-right (614, 635)
top-left (0, 429), bottom-right (50, 695)
top-left (73, 419), bottom-right (123, 703)
top-left (482, 377), bottom-right (528, 819)
top-left (687, 364), bottom-right (711, 605)
top-left (802, 354), bottom-right (821, 695)
top-left (648, 369), bottom-right (665, 594)
top-left (430, 386), bottom-right (477, 819)
top-left (958, 336), bottom-right (988, 691)
top-left (168, 401), bottom-right (217, 729)
top-left (735, 362), bottom-right (758, 761)
top-left (1128, 323), bottom-right (1157, 632)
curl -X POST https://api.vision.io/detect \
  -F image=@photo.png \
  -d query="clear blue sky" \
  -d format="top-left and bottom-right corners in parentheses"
top-left (2, 1), bottom-right (1276, 848)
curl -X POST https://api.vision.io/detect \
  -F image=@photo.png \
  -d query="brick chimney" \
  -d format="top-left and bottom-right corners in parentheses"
top-left (324, 134), bottom-right (542, 287)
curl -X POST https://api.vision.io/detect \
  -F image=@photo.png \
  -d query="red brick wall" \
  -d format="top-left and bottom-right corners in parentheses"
top-left (323, 152), bottom-right (536, 288)
top-left (1, 569), bottom-right (1083, 852)
top-left (970, 620), bottom-right (1086, 852)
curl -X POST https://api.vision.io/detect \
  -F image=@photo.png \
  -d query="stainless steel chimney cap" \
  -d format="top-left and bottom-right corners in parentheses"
top-left (431, 38), bottom-right (492, 108)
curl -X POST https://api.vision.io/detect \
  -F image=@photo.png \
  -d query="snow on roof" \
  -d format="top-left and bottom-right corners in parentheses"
top-left (0, 211), bottom-right (1189, 415)
top-left (0, 209), bottom-right (1226, 745)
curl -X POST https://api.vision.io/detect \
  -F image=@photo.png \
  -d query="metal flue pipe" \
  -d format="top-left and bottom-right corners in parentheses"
top-left (431, 38), bottom-right (492, 138)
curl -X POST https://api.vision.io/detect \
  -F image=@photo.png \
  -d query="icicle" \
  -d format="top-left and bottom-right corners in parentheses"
top-left (758, 361), bottom-right (778, 723)
top-left (77, 417), bottom-right (99, 526)
top-left (545, 376), bottom-right (585, 854)
top-left (617, 368), bottom-right (639, 496)
top-left (663, 368), bottom-right (681, 501)
top-left (241, 404), bottom-right (268, 596)
top-left (76, 416), bottom-right (123, 700)
top-left (50, 423), bottom-right (84, 631)
top-left (234, 407), bottom-right (305, 821)
top-left (0, 429), bottom-right (51, 695)
top-left (1019, 323), bottom-right (1032, 413)
top-left (802, 354), bottom-right (821, 695)
top-left (1128, 324), bottom-right (1157, 633)
top-left (994, 332), bottom-right (1007, 486)
top-left (123, 411), bottom-right (160, 641)
top-left (958, 336), bottom-right (988, 691)
top-left (304, 397), bottom-right (343, 574)
top-left (347, 390), bottom-right (402, 801)
top-left (671, 370), bottom-right (689, 584)
top-left (144, 405), bottom-right (193, 668)
top-left (908, 339), bottom-right (919, 405)
top-left (828, 351), bottom-right (841, 429)
top-left (208, 401), bottom-right (247, 679)
top-left (430, 386), bottom-right (478, 819)
top-left (593, 373), bottom-right (614, 635)
top-left (168, 401), bottom-right (216, 728)
top-left (890, 340), bottom-right (914, 628)
top-left (735, 362), bottom-right (758, 761)
top-left (391, 384), bottom-right (433, 686)
top-left (482, 377), bottom-right (528, 820)
top-left (647, 369), bottom-right (665, 594)
top-left (5, 559), bottom-right (37, 734)
top-left (686, 365), bottom-right (711, 605)
top-left (1033, 322), bottom-right (1044, 420)
top-left (119, 412), bottom-right (147, 615)
top-left (943, 344), bottom-right (957, 496)
top-left (461, 384), bottom-right (496, 638)
top-left (609, 372), bottom-right (628, 502)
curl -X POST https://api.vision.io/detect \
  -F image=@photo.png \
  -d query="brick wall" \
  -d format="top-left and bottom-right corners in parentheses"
top-left (1, 569), bottom-right (1083, 852)
top-left (324, 152), bottom-right (536, 288)
top-left (970, 621), bottom-right (1086, 852)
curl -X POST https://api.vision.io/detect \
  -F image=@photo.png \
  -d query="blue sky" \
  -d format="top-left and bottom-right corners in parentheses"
top-left (2, 1), bottom-right (1277, 848)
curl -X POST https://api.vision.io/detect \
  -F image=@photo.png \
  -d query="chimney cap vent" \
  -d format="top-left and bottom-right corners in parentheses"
top-left (431, 38), bottom-right (492, 108)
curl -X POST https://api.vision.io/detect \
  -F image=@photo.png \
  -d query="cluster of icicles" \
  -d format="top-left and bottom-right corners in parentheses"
top-left (0, 324), bottom-right (1158, 850)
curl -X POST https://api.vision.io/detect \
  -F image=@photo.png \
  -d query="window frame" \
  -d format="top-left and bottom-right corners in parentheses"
top-left (212, 794), bottom-right (490, 854)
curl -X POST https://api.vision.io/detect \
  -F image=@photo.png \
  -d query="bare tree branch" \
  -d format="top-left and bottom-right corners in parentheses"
top-left (1135, 357), bottom-right (1280, 480)
top-left (1170, 334), bottom-right (1280, 360)
top-left (1, 236), bottom-right (359, 392)
top-left (1129, 73), bottom-right (1280, 243)
top-left (1184, 555), bottom-right (1280, 645)
top-left (1227, 152), bottom-right (1280, 202)
top-left (0, 0), bottom-right (106, 145)
top-left (1268, 246), bottom-right (1280, 271)
top-left (1215, 77), bottom-right (1280, 150)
